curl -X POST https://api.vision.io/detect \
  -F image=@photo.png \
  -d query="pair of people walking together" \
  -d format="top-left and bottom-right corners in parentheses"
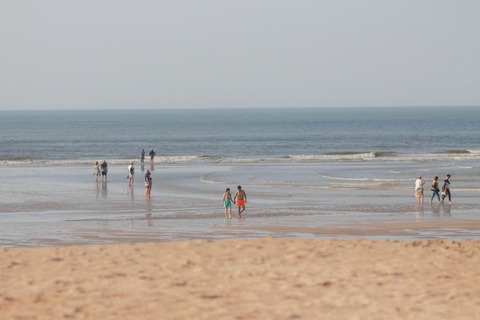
top-left (222, 186), bottom-right (247, 219)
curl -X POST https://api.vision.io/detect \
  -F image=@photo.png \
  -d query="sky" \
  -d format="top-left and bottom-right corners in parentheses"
top-left (1, 1), bottom-right (479, 111)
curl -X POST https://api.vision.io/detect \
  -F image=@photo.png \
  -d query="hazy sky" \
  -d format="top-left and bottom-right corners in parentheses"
top-left (1, 1), bottom-right (479, 111)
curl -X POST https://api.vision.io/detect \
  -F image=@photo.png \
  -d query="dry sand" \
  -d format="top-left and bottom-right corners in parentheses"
top-left (1, 238), bottom-right (480, 319)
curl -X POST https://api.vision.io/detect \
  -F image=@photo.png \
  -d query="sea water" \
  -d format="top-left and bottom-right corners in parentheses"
top-left (1, 106), bottom-right (480, 246)
top-left (2, 106), bottom-right (480, 163)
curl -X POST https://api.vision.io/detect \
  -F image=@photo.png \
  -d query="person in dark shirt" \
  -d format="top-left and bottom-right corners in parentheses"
top-left (101, 160), bottom-right (108, 181)
top-left (440, 174), bottom-right (452, 204)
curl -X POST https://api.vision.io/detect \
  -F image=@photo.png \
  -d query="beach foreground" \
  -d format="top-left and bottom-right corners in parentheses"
top-left (1, 239), bottom-right (479, 319)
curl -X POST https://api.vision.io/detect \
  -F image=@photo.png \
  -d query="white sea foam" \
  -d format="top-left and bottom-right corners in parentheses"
top-left (317, 174), bottom-right (412, 182)
top-left (2, 150), bottom-right (480, 167)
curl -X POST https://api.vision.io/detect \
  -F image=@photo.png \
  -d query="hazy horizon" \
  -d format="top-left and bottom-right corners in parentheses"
top-left (1, 1), bottom-right (479, 111)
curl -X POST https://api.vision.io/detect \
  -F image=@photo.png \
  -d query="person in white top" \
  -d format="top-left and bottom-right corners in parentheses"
top-left (415, 176), bottom-right (425, 204)
top-left (127, 162), bottom-right (135, 186)
top-left (93, 161), bottom-right (100, 181)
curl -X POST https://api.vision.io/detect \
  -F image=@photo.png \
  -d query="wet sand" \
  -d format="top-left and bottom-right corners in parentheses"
top-left (1, 238), bottom-right (480, 319)
top-left (215, 220), bottom-right (480, 238)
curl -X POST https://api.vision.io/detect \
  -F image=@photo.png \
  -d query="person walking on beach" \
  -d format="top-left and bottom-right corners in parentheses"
top-left (440, 174), bottom-right (453, 204)
top-left (93, 161), bottom-right (100, 181)
top-left (127, 162), bottom-right (135, 186)
top-left (234, 185), bottom-right (247, 218)
top-left (430, 176), bottom-right (441, 204)
top-left (415, 176), bottom-right (425, 204)
top-left (149, 149), bottom-right (156, 165)
top-left (101, 160), bottom-right (108, 181)
top-left (145, 169), bottom-right (152, 198)
top-left (141, 149), bottom-right (145, 164)
top-left (222, 188), bottom-right (234, 219)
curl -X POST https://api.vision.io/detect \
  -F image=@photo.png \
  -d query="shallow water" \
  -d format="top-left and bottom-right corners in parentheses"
top-left (1, 162), bottom-right (480, 247)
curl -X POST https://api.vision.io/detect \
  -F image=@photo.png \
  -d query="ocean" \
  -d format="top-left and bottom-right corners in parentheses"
top-left (1, 106), bottom-right (480, 247)
top-left (2, 106), bottom-right (480, 164)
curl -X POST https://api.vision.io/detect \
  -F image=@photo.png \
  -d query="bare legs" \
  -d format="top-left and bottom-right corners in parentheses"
top-left (225, 207), bottom-right (231, 219)
top-left (238, 206), bottom-right (245, 218)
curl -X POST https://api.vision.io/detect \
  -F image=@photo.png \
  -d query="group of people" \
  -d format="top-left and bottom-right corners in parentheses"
top-left (415, 174), bottom-right (452, 205)
top-left (93, 161), bottom-right (109, 181)
top-left (126, 161), bottom-right (154, 199)
top-left (222, 186), bottom-right (247, 219)
top-left (140, 149), bottom-right (156, 165)
top-left (126, 162), bottom-right (153, 198)
top-left (93, 149), bottom-right (158, 199)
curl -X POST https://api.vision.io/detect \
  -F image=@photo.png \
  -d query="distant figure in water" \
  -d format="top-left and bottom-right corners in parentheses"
top-left (101, 160), bottom-right (108, 181)
top-left (222, 188), bottom-right (233, 219)
top-left (145, 169), bottom-right (152, 198)
top-left (149, 149), bottom-right (156, 165)
top-left (415, 176), bottom-right (424, 204)
top-left (430, 176), bottom-right (440, 204)
top-left (93, 161), bottom-right (100, 181)
top-left (234, 185), bottom-right (247, 218)
top-left (141, 149), bottom-right (145, 164)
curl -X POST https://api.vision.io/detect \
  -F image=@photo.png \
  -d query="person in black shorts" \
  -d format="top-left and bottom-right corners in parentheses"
top-left (101, 160), bottom-right (108, 181)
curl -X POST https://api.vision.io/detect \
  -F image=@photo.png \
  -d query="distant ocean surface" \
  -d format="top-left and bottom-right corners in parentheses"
top-left (1, 106), bottom-right (480, 165)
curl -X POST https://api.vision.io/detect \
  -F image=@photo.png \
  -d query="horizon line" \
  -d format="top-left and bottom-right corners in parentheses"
top-left (1, 105), bottom-right (480, 112)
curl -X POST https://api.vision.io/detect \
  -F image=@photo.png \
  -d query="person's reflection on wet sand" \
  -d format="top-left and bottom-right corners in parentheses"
top-left (141, 163), bottom-right (145, 172)
top-left (145, 213), bottom-right (153, 227)
top-left (94, 181), bottom-right (99, 198)
top-left (101, 181), bottom-right (108, 198)
top-left (128, 185), bottom-right (134, 202)
top-left (430, 204), bottom-right (440, 217)
top-left (416, 204), bottom-right (424, 220)
top-left (441, 204), bottom-right (452, 217)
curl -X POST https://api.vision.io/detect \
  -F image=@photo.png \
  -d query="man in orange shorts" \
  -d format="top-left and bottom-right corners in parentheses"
top-left (234, 185), bottom-right (247, 218)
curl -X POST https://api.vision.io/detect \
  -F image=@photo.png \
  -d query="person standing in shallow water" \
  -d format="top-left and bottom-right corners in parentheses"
top-left (101, 160), bottom-right (108, 181)
top-left (149, 149), bottom-right (156, 165)
top-left (440, 174), bottom-right (453, 204)
top-left (430, 176), bottom-right (440, 204)
top-left (93, 161), bottom-right (100, 181)
top-left (415, 176), bottom-right (425, 204)
top-left (145, 169), bottom-right (152, 199)
top-left (141, 149), bottom-right (145, 164)
top-left (222, 188), bottom-right (234, 219)
top-left (234, 185), bottom-right (247, 218)
top-left (127, 162), bottom-right (135, 186)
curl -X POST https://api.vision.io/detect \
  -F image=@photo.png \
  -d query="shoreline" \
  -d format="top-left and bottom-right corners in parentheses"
top-left (1, 238), bottom-right (479, 319)
top-left (2, 214), bottom-right (480, 248)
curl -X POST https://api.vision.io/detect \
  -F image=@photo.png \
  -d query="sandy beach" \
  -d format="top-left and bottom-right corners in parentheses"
top-left (1, 238), bottom-right (480, 319)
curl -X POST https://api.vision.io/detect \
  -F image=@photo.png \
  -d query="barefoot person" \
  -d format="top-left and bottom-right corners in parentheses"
top-left (430, 176), bottom-right (440, 204)
top-left (101, 160), bottom-right (108, 181)
top-left (415, 176), bottom-right (425, 204)
top-left (440, 174), bottom-right (453, 204)
top-left (149, 149), bottom-right (156, 165)
top-left (222, 188), bottom-right (233, 219)
top-left (234, 186), bottom-right (247, 218)
top-left (93, 161), bottom-right (100, 181)
top-left (144, 170), bottom-right (152, 199)
top-left (140, 149), bottom-right (145, 164)
top-left (127, 162), bottom-right (135, 186)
